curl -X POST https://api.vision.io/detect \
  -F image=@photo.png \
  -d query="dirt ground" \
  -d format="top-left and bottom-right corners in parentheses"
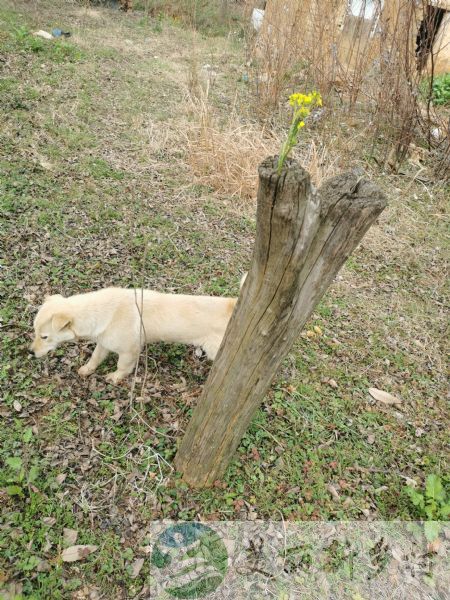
top-left (0, 0), bottom-right (448, 597)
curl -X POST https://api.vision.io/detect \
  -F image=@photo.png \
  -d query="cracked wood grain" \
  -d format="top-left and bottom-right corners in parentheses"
top-left (174, 156), bottom-right (387, 487)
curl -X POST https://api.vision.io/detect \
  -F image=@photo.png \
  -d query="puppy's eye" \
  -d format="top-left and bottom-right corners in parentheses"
top-left (41, 335), bottom-right (48, 340)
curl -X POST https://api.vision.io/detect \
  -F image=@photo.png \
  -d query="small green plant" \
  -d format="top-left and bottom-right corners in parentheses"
top-left (405, 474), bottom-right (449, 541)
top-left (2, 454), bottom-right (39, 498)
top-left (420, 73), bottom-right (450, 106)
top-left (12, 25), bottom-right (29, 41)
top-left (432, 73), bottom-right (450, 106)
top-left (277, 91), bottom-right (322, 173)
top-left (10, 24), bottom-right (84, 61)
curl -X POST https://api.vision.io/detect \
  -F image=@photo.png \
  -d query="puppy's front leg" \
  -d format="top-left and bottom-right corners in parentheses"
top-left (105, 351), bottom-right (138, 385)
top-left (78, 343), bottom-right (109, 377)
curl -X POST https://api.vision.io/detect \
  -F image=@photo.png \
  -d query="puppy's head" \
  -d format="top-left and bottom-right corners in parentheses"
top-left (31, 295), bottom-right (75, 358)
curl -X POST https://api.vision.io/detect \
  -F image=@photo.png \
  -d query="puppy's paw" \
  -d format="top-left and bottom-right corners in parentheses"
top-left (105, 371), bottom-right (124, 385)
top-left (78, 365), bottom-right (95, 377)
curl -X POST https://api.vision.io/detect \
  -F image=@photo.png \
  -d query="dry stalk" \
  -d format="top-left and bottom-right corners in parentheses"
top-left (185, 85), bottom-right (280, 200)
top-left (184, 80), bottom-right (338, 199)
top-left (247, 0), bottom-right (449, 176)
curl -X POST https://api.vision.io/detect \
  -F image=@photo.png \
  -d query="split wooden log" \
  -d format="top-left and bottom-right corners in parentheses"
top-left (174, 156), bottom-right (387, 487)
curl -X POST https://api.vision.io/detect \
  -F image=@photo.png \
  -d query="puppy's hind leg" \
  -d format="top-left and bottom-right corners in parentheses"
top-left (202, 336), bottom-right (223, 361)
top-left (105, 351), bottom-right (139, 385)
top-left (78, 343), bottom-right (109, 377)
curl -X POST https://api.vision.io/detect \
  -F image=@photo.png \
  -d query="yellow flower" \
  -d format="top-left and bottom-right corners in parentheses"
top-left (289, 91), bottom-right (322, 109)
top-left (278, 90), bottom-right (323, 174)
top-left (296, 106), bottom-right (310, 119)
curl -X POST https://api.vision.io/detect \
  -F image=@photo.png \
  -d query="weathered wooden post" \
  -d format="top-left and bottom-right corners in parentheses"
top-left (175, 157), bottom-right (387, 487)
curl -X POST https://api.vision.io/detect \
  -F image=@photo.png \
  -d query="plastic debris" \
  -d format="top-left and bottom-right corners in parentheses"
top-left (251, 8), bottom-right (265, 31)
top-left (33, 30), bottom-right (53, 40)
top-left (52, 28), bottom-right (71, 38)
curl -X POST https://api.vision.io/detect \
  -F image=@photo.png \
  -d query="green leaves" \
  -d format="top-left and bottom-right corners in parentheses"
top-left (6, 456), bottom-right (22, 471)
top-left (405, 474), bottom-right (449, 541)
top-left (405, 485), bottom-right (424, 510)
top-left (23, 427), bottom-right (33, 443)
top-left (3, 454), bottom-right (39, 495)
top-left (425, 474), bottom-right (445, 503)
top-left (420, 73), bottom-right (450, 106)
top-left (432, 73), bottom-right (450, 106)
top-left (423, 521), bottom-right (440, 543)
top-left (28, 465), bottom-right (39, 484)
top-left (6, 484), bottom-right (24, 497)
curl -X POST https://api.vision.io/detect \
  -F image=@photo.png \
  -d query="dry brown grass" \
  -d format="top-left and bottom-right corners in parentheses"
top-left (245, 0), bottom-right (449, 177)
top-left (184, 83), bottom-right (339, 200)
top-left (371, 1), bottom-right (450, 175)
top-left (1, 11), bottom-right (449, 599)
top-left (185, 87), bottom-right (279, 200)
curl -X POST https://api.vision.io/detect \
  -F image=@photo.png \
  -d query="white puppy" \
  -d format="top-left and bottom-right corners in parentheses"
top-left (31, 287), bottom-right (238, 383)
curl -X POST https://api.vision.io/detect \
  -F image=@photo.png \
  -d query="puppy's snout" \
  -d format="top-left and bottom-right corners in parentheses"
top-left (29, 341), bottom-right (40, 357)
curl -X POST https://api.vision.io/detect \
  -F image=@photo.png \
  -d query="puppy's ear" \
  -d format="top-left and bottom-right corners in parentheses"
top-left (52, 313), bottom-right (72, 331)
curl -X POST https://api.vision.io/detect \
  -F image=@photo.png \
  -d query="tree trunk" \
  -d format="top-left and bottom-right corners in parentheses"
top-left (174, 157), bottom-right (387, 487)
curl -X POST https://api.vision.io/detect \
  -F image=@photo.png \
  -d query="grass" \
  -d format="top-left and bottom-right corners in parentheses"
top-left (0, 0), bottom-right (448, 598)
top-left (134, 0), bottom-right (245, 37)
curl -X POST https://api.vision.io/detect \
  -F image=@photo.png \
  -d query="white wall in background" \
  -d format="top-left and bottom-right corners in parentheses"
top-left (349, 0), bottom-right (384, 20)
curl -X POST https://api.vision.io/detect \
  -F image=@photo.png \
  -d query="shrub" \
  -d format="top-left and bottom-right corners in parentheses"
top-left (430, 73), bottom-right (450, 106)
top-left (185, 85), bottom-right (336, 201)
top-left (247, 0), bottom-right (448, 174)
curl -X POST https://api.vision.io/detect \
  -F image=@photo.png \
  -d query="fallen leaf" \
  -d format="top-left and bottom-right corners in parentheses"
top-left (367, 434), bottom-right (375, 445)
top-left (368, 388), bottom-right (402, 405)
top-left (56, 473), bottom-right (67, 485)
top-left (42, 534), bottom-right (52, 553)
top-left (391, 547), bottom-right (403, 562)
top-left (404, 477), bottom-right (417, 487)
top-left (327, 378), bottom-right (338, 389)
top-left (36, 559), bottom-right (51, 572)
top-left (327, 484), bottom-right (340, 501)
top-left (39, 158), bottom-right (54, 171)
top-left (111, 405), bottom-right (122, 421)
top-left (13, 400), bottom-right (22, 412)
top-left (427, 538), bottom-right (441, 553)
top-left (33, 30), bottom-right (53, 40)
top-left (62, 545), bottom-right (98, 562)
top-left (0, 571), bottom-right (8, 584)
top-left (42, 517), bottom-right (56, 527)
top-left (63, 528), bottom-right (78, 545)
top-left (130, 557), bottom-right (144, 579)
